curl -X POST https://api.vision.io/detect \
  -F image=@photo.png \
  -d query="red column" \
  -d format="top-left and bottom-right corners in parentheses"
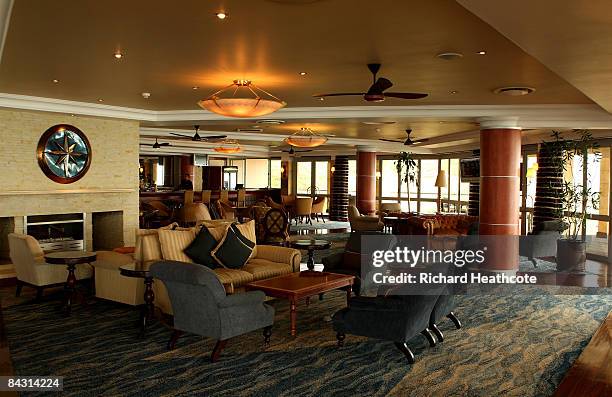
top-left (356, 148), bottom-right (377, 215)
top-left (479, 119), bottom-right (521, 271)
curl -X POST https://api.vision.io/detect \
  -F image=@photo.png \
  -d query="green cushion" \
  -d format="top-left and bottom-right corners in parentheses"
top-left (213, 225), bottom-right (255, 269)
top-left (183, 227), bottom-right (219, 269)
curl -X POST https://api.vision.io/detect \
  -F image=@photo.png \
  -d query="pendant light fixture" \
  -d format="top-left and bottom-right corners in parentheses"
top-left (213, 139), bottom-right (242, 154)
top-left (284, 128), bottom-right (328, 148)
top-left (198, 80), bottom-right (286, 118)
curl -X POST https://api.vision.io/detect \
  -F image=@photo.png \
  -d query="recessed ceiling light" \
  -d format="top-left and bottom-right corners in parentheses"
top-left (141, 92), bottom-right (151, 99)
top-left (450, 90), bottom-right (458, 95)
top-left (215, 12), bottom-right (228, 19)
top-left (114, 52), bottom-right (123, 59)
top-left (493, 86), bottom-right (535, 96)
top-left (299, 72), bottom-right (307, 76)
top-left (192, 86), bottom-right (199, 90)
top-left (52, 79), bottom-right (59, 83)
top-left (436, 52), bottom-right (464, 61)
top-left (256, 119), bottom-right (285, 125)
top-left (318, 97), bottom-right (324, 101)
top-left (362, 121), bottom-right (396, 125)
top-left (97, 98), bottom-right (104, 102)
top-left (477, 51), bottom-right (486, 55)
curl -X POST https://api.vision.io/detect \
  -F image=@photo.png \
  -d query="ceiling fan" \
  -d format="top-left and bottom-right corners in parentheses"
top-left (313, 63), bottom-right (428, 102)
top-left (282, 147), bottom-right (313, 155)
top-left (140, 138), bottom-right (171, 149)
top-left (379, 129), bottom-right (429, 145)
top-left (169, 125), bottom-right (227, 141)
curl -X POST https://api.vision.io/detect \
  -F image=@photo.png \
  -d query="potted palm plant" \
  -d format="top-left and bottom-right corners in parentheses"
top-left (548, 130), bottom-right (601, 271)
top-left (395, 151), bottom-right (419, 213)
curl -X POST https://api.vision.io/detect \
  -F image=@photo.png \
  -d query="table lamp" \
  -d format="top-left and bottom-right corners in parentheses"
top-left (435, 170), bottom-right (448, 213)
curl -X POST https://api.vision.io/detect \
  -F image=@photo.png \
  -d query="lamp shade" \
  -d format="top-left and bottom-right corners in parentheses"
top-left (198, 80), bottom-right (286, 118)
top-left (213, 139), bottom-right (242, 154)
top-left (435, 170), bottom-right (448, 188)
top-left (284, 128), bottom-right (328, 148)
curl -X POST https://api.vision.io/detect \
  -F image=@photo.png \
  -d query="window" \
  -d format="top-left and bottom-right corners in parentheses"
top-left (348, 160), bottom-right (357, 196)
top-left (315, 161), bottom-right (329, 194)
top-left (232, 159), bottom-right (245, 185)
top-left (245, 159), bottom-right (269, 188)
top-left (270, 159), bottom-right (282, 188)
top-left (381, 160), bottom-right (399, 198)
top-left (296, 161), bottom-right (312, 194)
top-left (419, 159), bottom-right (439, 202)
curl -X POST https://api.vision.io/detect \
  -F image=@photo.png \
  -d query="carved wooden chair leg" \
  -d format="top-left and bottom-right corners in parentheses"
top-left (430, 323), bottom-right (444, 342)
top-left (263, 326), bottom-right (272, 346)
top-left (167, 329), bottom-right (183, 350)
top-left (336, 332), bottom-right (345, 347)
top-left (421, 328), bottom-right (437, 347)
top-left (211, 339), bottom-right (228, 362)
top-left (447, 312), bottom-right (462, 329)
top-left (394, 342), bottom-right (415, 364)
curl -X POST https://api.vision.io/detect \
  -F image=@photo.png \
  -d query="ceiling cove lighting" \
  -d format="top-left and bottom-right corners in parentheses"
top-left (198, 79), bottom-right (286, 118)
top-left (215, 12), bottom-right (228, 20)
top-left (214, 139), bottom-right (242, 154)
top-left (284, 128), bottom-right (328, 148)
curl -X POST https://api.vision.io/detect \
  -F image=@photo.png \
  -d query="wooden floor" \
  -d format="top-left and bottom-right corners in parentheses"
top-left (553, 310), bottom-right (612, 396)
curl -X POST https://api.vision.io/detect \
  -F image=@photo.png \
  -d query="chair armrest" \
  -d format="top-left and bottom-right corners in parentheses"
top-left (255, 245), bottom-right (302, 272)
top-left (321, 252), bottom-right (343, 270)
top-left (92, 251), bottom-right (134, 270)
top-left (218, 290), bottom-right (266, 308)
top-left (359, 216), bottom-right (381, 223)
top-left (348, 296), bottom-right (409, 312)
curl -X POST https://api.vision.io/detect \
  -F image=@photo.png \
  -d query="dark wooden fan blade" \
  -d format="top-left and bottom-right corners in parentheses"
top-left (169, 132), bottom-right (193, 138)
top-left (384, 92), bottom-right (428, 99)
top-left (159, 142), bottom-right (171, 146)
top-left (412, 138), bottom-right (430, 144)
top-left (297, 149), bottom-right (314, 153)
top-left (368, 77), bottom-right (393, 94)
top-left (312, 93), bottom-right (366, 97)
top-left (203, 135), bottom-right (227, 139)
top-left (379, 138), bottom-right (403, 143)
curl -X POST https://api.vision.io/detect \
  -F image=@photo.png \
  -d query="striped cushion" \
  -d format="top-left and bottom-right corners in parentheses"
top-left (134, 223), bottom-right (177, 263)
top-left (243, 259), bottom-right (293, 280)
top-left (213, 268), bottom-right (254, 287)
top-left (157, 229), bottom-right (196, 263)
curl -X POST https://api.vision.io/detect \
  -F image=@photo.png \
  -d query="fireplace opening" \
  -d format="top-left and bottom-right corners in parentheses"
top-left (25, 213), bottom-right (85, 251)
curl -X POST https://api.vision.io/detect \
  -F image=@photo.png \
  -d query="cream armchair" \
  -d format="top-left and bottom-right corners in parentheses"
top-left (348, 205), bottom-right (384, 232)
top-left (8, 233), bottom-right (93, 301)
top-left (93, 251), bottom-right (145, 306)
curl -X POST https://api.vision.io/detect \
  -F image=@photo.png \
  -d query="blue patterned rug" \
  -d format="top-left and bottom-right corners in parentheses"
top-left (3, 285), bottom-right (610, 396)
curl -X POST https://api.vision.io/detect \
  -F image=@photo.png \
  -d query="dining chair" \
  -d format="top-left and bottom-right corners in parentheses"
top-left (201, 190), bottom-right (212, 204)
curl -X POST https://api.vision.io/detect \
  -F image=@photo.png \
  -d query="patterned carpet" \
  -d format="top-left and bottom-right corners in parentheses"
top-left (3, 286), bottom-right (611, 396)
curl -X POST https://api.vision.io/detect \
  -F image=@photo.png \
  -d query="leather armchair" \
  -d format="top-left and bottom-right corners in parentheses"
top-left (348, 205), bottom-right (384, 232)
top-left (150, 261), bottom-right (274, 362)
top-left (311, 196), bottom-right (327, 222)
top-left (294, 197), bottom-right (313, 225)
top-left (178, 203), bottom-right (212, 226)
top-left (8, 233), bottom-right (93, 300)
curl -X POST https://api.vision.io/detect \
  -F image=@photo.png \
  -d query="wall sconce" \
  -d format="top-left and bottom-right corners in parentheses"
top-left (376, 171), bottom-right (382, 178)
top-left (331, 166), bottom-right (336, 173)
top-left (280, 166), bottom-right (286, 176)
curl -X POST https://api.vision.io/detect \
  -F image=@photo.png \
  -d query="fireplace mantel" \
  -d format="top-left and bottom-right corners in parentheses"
top-left (0, 188), bottom-right (136, 196)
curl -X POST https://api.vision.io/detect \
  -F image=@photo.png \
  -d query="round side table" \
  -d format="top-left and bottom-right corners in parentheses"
top-left (45, 251), bottom-right (96, 315)
top-left (120, 263), bottom-right (155, 337)
top-left (289, 239), bottom-right (331, 272)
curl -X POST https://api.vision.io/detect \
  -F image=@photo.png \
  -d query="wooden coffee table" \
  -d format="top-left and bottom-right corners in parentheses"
top-left (245, 272), bottom-right (354, 336)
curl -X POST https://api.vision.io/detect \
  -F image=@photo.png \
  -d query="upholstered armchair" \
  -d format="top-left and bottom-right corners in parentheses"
top-left (178, 203), bottom-right (212, 226)
top-left (348, 205), bottom-right (384, 232)
top-left (8, 233), bottom-right (93, 300)
top-left (519, 220), bottom-right (564, 267)
top-left (379, 202), bottom-right (401, 215)
top-left (150, 261), bottom-right (274, 362)
top-left (216, 200), bottom-right (236, 220)
top-left (333, 293), bottom-right (439, 364)
top-left (262, 208), bottom-right (290, 245)
top-left (311, 196), bottom-right (327, 222)
top-left (294, 197), bottom-right (313, 225)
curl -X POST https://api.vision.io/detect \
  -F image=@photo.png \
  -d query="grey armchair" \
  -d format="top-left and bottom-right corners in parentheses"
top-left (519, 220), bottom-right (564, 267)
top-left (333, 293), bottom-right (439, 364)
top-left (150, 261), bottom-right (274, 362)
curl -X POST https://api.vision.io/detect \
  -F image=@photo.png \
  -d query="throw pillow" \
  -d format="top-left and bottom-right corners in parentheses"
top-left (183, 226), bottom-right (219, 269)
top-left (232, 220), bottom-right (258, 258)
top-left (211, 225), bottom-right (255, 269)
top-left (158, 229), bottom-right (196, 263)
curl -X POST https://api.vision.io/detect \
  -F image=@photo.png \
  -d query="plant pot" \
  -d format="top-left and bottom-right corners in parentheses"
top-left (556, 239), bottom-right (587, 272)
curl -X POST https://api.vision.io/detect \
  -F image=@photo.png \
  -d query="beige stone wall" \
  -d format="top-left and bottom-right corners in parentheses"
top-left (0, 109), bottom-right (139, 247)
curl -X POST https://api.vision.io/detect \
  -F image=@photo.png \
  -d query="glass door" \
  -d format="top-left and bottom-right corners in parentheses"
top-left (295, 159), bottom-right (330, 212)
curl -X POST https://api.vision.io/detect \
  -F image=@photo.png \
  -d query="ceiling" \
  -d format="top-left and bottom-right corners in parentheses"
top-left (2, 0), bottom-right (612, 156)
top-left (0, 0), bottom-right (592, 110)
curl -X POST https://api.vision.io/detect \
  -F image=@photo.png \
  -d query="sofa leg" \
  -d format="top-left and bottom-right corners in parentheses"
top-left (15, 281), bottom-right (23, 297)
top-left (336, 332), bottom-right (345, 347)
top-left (394, 342), bottom-right (415, 364)
top-left (211, 339), bottom-right (228, 362)
top-left (447, 312), bottom-right (462, 329)
top-left (430, 323), bottom-right (444, 342)
top-left (167, 330), bottom-right (183, 350)
top-left (421, 328), bottom-right (437, 347)
top-left (35, 287), bottom-right (44, 302)
top-left (263, 326), bottom-right (272, 346)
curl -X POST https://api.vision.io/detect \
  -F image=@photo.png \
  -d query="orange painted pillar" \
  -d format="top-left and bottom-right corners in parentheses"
top-left (356, 148), bottom-right (377, 215)
top-left (479, 118), bottom-right (521, 271)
